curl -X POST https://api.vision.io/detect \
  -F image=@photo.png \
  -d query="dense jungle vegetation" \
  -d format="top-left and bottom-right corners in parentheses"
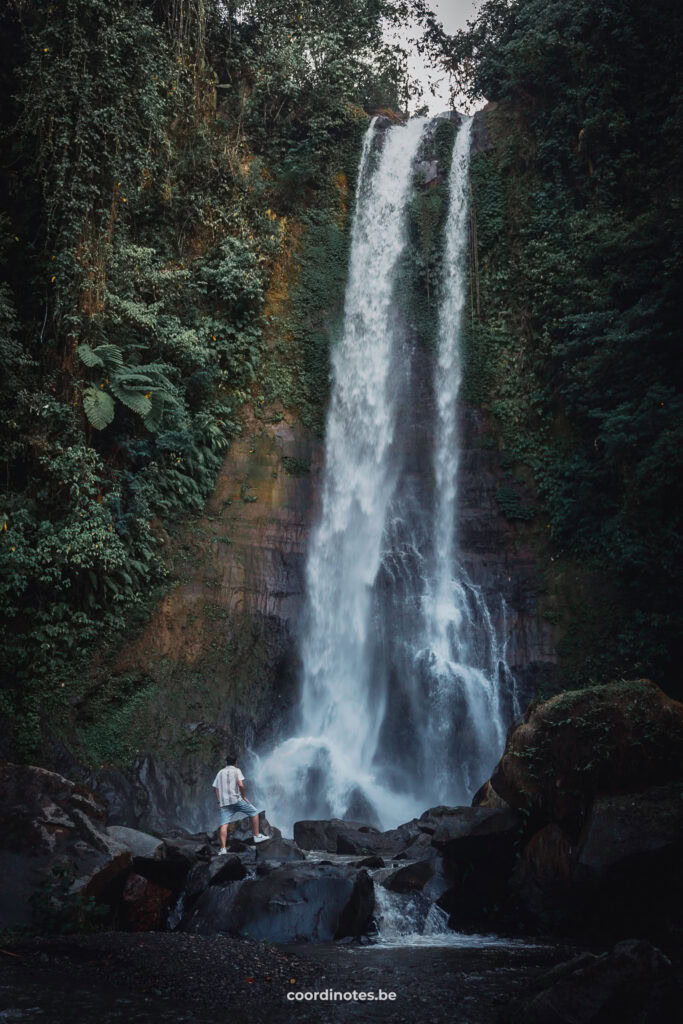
top-left (0, 0), bottom-right (681, 765)
top-left (453, 0), bottom-right (682, 693)
top-left (0, 0), bottom-right (428, 760)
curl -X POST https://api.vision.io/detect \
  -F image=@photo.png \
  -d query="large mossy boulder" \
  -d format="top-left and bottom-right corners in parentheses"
top-left (477, 681), bottom-right (683, 942)
top-left (487, 680), bottom-right (683, 832)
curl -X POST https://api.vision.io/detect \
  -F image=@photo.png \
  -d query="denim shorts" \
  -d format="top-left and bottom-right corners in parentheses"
top-left (219, 799), bottom-right (261, 825)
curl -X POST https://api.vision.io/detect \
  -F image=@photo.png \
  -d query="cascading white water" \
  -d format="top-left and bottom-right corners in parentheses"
top-left (412, 117), bottom-right (510, 803)
top-left (256, 114), bottom-right (516, 833)
top-left (371, 884), bottom-right (534, 948)
top-left (372, 885), bottom-right (450, 944)
top-left (256, 117), bottom-right (429, 830)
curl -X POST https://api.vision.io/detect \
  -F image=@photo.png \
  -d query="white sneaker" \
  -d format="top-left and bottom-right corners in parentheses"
top-left (253, 834), bottom-right (270, 844)
top-left (217, 848), bottom-right (228, 856)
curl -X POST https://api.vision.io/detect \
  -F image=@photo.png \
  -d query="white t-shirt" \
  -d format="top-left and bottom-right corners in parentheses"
top-left (212, 765), bottom-right (244, 806)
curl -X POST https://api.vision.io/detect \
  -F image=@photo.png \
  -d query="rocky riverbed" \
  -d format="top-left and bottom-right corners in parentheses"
top-left (2, 680), bottom-right (683, 1021)
top-left (2, 932), bottom-right (681, 1024)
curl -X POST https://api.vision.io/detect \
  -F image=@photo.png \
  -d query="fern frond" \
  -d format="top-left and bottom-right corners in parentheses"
top-left (83, 387), bottom-right (115, 429)
top-left (77, 344), bottom-right (105, 369)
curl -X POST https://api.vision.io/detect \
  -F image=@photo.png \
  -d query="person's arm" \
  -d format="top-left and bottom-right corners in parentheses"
top-left (214, 786), bottom-right (221, 806)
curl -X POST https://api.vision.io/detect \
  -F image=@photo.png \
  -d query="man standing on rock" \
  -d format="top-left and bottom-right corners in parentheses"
top-left (212, 754), bottom-right (269, 855)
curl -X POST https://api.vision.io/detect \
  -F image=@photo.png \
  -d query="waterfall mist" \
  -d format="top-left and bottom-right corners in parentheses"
top-left (256, 115), bottom-right (517, 833)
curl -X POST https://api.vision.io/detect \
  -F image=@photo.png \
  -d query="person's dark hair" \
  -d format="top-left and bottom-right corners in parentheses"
top-left (225, 753), bottom-right (239, 766)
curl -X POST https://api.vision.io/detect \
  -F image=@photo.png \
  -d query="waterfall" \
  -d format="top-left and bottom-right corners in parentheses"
top-left (256, 115), bottom-right (514, 833)
top-left (411, 117), bottom-right (510, 803)
top-left (373, 885), bottom-right (450, 943)
top-left (256, 116), bottom-right (429, 829)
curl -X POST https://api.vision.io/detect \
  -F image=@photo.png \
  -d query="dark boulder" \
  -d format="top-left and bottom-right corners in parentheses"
top-left (333, 870), bottom-right (375, 941)
top-left (501, 940), bottom-right (675, 1024)
top-left (186, 863), bottom-right (374, 942)
top-left (0, 762), bottom-right (131, 927)
top-left (472, 779), bottom-right (511, 810)
top-left (378, 817), bottom-right (423, 849)
top-left (129, 834), bottom-right (210, 893)
top-left (470, 681), bottom-right (683, 940)
top-left (107, 825), bottom-right (165, 860)
top-left (175, 851), bottom-right (253, 921)
top-left (131, 854), bottom-right (192, 894)
top-left (429, 806), bottom-right (521, 855)
top-left (162, 834), bottom-right (213, 865)
top-left (293, 819), bottom-right (380, 853)
top-left (507, 822), bottom-right (575, 929)
top-left (255, 837), bottom-right (306, 862)
top-left (511, 782), bottom-right (683, 940)
top-left (398, 832), bottom-right (435, 860)
top-left (230, 814), bottom-right (280, 845)
top-left (336, 828), bottom-right (397, 856)
top-left (577, 783), bottom-right (683, 877)
top-left (121, 872), bottom-right (174, 931)
top-left (210, 855), bottom-right (248, 885)
top-left (353, 856), bottom-right (385, 869)
top-left (384, 860), bottom-right (434, 894)
top-left (225, 837), bottom-right (258, 857)
top-left (434, 807), bottom-right (522, 931)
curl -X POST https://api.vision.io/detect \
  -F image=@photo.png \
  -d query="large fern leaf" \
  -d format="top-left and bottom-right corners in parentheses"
top-left (92, 344), bottom-right (124, 366)
top-left (143, 391), bottom-right (165, 432)
top-left (109, 381), bottom-right (152, 416)
top-left (111, 371), bottom-right (155, 387)
top-left (77, 344), bottom-right (105, 369)
top-left (83, 387), bottom-right (115, 429)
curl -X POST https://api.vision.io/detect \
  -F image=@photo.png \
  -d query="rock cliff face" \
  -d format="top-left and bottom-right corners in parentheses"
top-left (458, 403), bottom-right (558, 695)
top-left (99, 411), bottom-right (322, 831)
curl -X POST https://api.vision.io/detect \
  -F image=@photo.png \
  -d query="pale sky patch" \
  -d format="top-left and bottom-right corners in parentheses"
top-left (397, 0), bottom-right (484, 115)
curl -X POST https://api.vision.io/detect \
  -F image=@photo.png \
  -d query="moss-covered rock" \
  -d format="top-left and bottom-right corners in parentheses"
top-left (476, 680), bottom-right (683, 942)
top-left (488, 680), bottom-right (683, 831)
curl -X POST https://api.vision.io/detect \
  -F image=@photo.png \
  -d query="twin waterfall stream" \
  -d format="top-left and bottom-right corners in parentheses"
top-left (256, 115), bottom-right (518, 893)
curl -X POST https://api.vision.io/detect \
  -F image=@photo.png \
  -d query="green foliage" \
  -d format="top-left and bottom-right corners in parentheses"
top-left (30, 863), bottom-right (109, 935)
top-left (281, 456), bottom-right (311, 476)
top-left (398, 118), bottom-right (456, 352)
top-left (76, 677), bottom-right (158, 768)
top-left (496, 486), bottom-right (535, 521)
top-left (0, 0), bottom-right (421, 761)
top-left (261, 195), bottom-right (358, 432)
top-left (452, 0), bottom-right (683, 691)
top-left (83, 388), bottom-right (116, 429)
top-left (215, 0), bottom-right (431, 181)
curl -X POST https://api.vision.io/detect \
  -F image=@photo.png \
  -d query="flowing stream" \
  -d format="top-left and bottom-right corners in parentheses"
top-left (257, 115), bottom-right (516, 833)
